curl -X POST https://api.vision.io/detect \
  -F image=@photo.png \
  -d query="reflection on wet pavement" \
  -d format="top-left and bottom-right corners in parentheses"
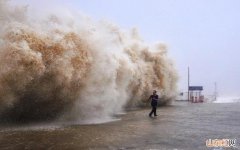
top-left (0, 102), bottom-right (240, 150)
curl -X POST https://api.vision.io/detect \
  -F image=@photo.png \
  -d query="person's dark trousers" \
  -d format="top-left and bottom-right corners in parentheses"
top-left (149, 106), bottom-right (157, 117)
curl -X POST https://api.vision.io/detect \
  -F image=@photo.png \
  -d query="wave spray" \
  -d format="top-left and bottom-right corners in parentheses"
top-left (0, 0), bottom-right (178, 123)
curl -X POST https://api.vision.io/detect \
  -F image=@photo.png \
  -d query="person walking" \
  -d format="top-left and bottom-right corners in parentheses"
top-left (148, 90), bottom-right (159, 117)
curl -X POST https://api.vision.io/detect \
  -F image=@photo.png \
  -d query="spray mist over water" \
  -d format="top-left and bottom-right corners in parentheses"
top-left (0, 0), bottom-right (178, 123)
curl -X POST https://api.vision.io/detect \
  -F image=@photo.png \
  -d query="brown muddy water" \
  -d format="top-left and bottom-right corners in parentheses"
top-left (0, 102), bottom-right (240, 150)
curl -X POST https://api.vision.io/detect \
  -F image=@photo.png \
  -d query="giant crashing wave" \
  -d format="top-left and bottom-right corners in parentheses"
top-left (0, 0), bottom-right (178, 123)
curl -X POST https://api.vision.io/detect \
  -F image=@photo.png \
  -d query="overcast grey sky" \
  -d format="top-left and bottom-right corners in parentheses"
top-left (14, 0), bottom-right (240, 97)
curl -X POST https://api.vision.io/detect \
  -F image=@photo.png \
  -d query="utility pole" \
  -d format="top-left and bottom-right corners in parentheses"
top-left (188, 67), bottom-right (190, 101)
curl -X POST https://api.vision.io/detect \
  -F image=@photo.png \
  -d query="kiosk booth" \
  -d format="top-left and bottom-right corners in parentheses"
top-left (189, 86), bottom-right (204, 103)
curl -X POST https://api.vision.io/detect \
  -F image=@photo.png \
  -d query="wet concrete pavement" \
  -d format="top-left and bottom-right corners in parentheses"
top-left (0, 102), bottom-right (240, 150)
